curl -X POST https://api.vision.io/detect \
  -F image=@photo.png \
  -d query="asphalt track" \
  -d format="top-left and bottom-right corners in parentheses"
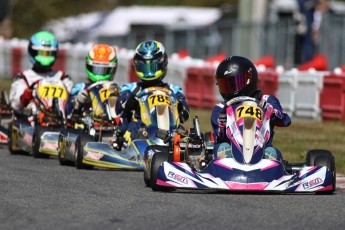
top-left (1, 144), bottom-right (345, 230)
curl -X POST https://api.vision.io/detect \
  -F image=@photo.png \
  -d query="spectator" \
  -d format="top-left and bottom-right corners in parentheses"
top-left (297, 0), bottom-right (329, 63)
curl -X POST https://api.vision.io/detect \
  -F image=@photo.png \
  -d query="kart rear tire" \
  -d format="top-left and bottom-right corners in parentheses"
top-left (306, 149), bottom-right (336, 194)
top-left (32, 126), bottom-right (50, 158)
top-left (75, 133), bottom-right (94, 170)
top-left (150, 150), bottom-right (172, 192)
top-left (7, 121), bottom-right (28, 155)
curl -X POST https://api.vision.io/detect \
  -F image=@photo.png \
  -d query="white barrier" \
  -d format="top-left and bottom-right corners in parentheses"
top-left (277, 69), bottom-right (298, 117)
top-left (294, 71), bottom-right (326, 120)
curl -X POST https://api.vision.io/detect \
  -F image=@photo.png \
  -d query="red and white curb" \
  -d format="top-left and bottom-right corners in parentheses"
top-left (336, 174), bottom-right (345, 189)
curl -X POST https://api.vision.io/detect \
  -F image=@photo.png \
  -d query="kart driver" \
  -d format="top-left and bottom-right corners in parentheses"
top-left (211, 56), bottom-right (291, 161)
top-left (9, 31), bottom-right (73, 124)
top-left (114, 40), bottom-right (189, 150)
top-left (65, 44), bottom-right (120, 125)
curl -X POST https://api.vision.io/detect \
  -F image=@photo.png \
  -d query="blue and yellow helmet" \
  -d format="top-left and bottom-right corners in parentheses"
top-left (28, 31), bottom-right (58, 67)
top-left (133, 40), bottom-right (168, 83)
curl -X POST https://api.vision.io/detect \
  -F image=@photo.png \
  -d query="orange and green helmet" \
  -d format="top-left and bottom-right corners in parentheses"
top-left (85, 44), bottom-right (117, 82)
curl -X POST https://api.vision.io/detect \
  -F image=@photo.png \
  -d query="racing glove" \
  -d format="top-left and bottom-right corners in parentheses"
top-left (75, 89), bottom-right (88, 110)
top-left (218, 113), bottom-right (227, 138)
top-left (124, 94), bottom-right (139, 113)
top-left (20, 88), bottom-right (33, 106)
top-left (77, 89), bottom-right (88, 104)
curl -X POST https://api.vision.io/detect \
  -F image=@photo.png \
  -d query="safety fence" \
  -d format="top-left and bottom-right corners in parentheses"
top-left (1, 39), bottom-right (345, 123)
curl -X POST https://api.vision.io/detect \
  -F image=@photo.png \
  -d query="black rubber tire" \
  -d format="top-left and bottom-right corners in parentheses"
top-left (144, 145), bottom-right (169, 188)
top-left (306, 149), bottom-right (336, 194)
top-left (32, 126), bottom-right (50, 158)
top-left (75, 133), bottom-right (94, 170)
top-left (7, 121), bottom-right (28, 155)
top-left (150, 150), bottom-right (171, 192)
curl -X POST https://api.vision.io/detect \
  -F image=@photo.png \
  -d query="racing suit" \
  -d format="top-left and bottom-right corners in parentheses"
top-left (65, 81), bottom-right (121, 126)
top-left (9, 67), bottom-right (73, 122)
top-left (115, 81), bottom-right (189, 147)
top-left (211, 91), bottom-right (291, 161)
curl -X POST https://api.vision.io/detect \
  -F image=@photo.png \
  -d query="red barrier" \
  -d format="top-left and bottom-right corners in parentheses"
top-left (11, 46), bottom-right (23, 76)
top-left (253, 55), bottom-right (276, 69)
top-left (185, 67), bottom-right (203, 107)
top-left (128, 59), bottom-right (138, 83)
top-left (185, 66), bottom-right (216, 109)
top-left (298, 54), bottom-right (328, 71)
top-left (201, 67), bottom-right (216, 109)
top-left (53, 48), bottom-right (66, 72)
top-left (258, 70), bottom-right (279, 96)
top-left (320, 73), bottom-right (345, 122)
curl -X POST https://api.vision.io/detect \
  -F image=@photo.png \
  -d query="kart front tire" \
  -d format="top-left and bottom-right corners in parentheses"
top-left (306, 149), bottom-right (336, 194)
top-left (75, 133), bottom-right (94, 170)
top-left (150, 150), bottom-right (172, 192)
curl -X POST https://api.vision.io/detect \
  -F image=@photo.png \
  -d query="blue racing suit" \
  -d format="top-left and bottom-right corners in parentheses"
top-left (65, 82), bottom-right (89, 119)
top-left (115, 81), bottom-right (189, 144)
top-left (65, 81), bottom-right (121, 126)
top-left (211, 92), bottom-right (291, 161)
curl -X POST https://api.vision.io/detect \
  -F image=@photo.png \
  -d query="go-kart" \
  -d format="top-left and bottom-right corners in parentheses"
top-left (58, 81), bottom-right (120, 169)
top-left (146, 96), bottom-right (336, 194)
top-left (0, 91), bottom-right (13, 144)
top-left (58, 85), bottom-right (182, 170)
top-left (8, 78), bottom-right (68, 158)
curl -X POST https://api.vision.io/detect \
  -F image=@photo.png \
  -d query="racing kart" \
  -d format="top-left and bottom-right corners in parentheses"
top-left (8, 78), bottom-right (68, 158)
top-left (146, 96), bottom-right (336, 194)
top-left (58, 85), bottom-right (182, 170)
top-left (0, 91), bottom-right (13, 144)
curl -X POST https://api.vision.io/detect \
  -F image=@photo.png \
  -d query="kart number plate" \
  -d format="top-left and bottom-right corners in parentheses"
top-left (236, 105), bottom-right (262, 121)
top-left (37, 84), bottom-right (67, 100)
top-left (148, 94), bottom-right (172, 109)
top-left (99, 88), bottom-right (116, 102)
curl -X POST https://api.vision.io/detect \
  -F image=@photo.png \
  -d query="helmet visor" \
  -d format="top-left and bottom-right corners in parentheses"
top-left (37, 49), bottom-right (56, 57)
top-left (134, 59), bottom-right (163, 76)
top-left (217, 72), bottom-right (252, 95)
top-left (86, 61), bottom-right (116, 75)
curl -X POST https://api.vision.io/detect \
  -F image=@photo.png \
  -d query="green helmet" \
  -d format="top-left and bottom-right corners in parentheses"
top-left (28, 31), bottom-right (58, 67)
top-left (85, 44), bottom-right (118, 83)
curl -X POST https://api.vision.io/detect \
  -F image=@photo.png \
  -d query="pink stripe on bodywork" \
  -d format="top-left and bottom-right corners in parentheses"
top-left (225, 181), bottom-right (269, 190)
top-left (214, 159), bottom-right (233, 170)
top-left (260, 160), bottom-right (279, 171)
top-left (156, 179), bottom-right (177, 187)
top-left (299, 166), bottom-right (317, 177)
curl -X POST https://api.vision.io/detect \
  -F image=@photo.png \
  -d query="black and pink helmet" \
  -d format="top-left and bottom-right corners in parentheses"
top-left (215, 56), bottom-right (258, 101)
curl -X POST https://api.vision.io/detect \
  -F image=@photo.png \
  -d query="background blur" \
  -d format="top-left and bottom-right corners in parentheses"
top-left (2, 0), bottom-right (345, 69)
